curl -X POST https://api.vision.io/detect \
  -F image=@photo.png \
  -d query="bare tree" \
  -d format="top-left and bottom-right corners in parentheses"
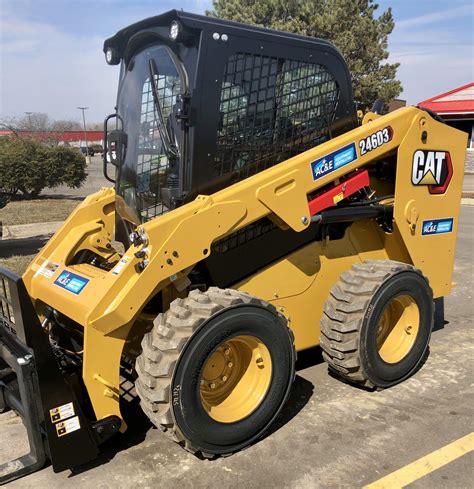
top-left (18, 112), bottom-right (51, 131)
top-left (86, 122), bottom-right (103, 131)
top-left (50, 119), bottom-right (82, 131)
top-left (0, 116), bottom-right (21, 135)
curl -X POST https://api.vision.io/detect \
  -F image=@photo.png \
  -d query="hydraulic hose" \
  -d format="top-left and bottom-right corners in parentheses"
top-left (311, 204), bottom-right (393, 224)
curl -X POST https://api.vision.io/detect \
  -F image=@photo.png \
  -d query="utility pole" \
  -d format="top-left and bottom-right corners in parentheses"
top-left (77, 106), bottom-right (91, 165)
top-left (24, 112), bottom-right (33, 132)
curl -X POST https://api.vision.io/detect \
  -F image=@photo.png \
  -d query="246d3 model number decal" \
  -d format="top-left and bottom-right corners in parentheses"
top-left (359, 127), bottom-right (393, 155)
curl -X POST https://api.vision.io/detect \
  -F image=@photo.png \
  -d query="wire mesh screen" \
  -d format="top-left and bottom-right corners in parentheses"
top-left (214, 53), bottom-right (339, 182)
top-left (213, 53), bottom-right (339, 254)
top-left (0, 276), bottom-right (16, 336)
top-left (136, 61), bottom-right (181, 221)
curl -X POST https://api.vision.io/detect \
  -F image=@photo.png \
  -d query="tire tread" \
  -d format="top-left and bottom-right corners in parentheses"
top-left (320, 260), bottom-right (429, 388)
top-left (135, 287), bottom-right (288, 457)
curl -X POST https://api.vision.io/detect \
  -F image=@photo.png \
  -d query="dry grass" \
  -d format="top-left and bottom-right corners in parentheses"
top-left (0, 199), bottom-right (80, 226)
top-left (0, 255), bottom-right (35, 275)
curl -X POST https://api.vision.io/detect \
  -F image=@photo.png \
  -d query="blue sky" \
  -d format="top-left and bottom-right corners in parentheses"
top-left (1, 0), bottom-right (472, 123)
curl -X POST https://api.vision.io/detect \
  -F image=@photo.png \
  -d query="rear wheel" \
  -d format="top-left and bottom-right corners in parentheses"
top-left (320, 260), bottom-right (433, 389)
top-left (135, 288), bottom-right (295, 457)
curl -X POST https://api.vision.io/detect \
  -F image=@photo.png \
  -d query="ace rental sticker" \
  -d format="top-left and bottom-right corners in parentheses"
top-left (311, 142), bottom-right (357, 181)
top-left (422, 218), bottom-right (454, 236)
top-left (54, 270), bottom-right (89, 294)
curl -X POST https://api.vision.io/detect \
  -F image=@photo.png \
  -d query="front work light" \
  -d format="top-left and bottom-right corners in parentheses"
top-left (169, 21), bottom-right (181, 41)
top-left (105, 47), bottom-right (120, 65)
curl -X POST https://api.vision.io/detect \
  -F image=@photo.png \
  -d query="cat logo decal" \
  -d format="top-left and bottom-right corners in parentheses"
top-left (411, 150), bottom-right (453, 194)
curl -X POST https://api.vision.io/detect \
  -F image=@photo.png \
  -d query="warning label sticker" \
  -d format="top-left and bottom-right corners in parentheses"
top-left (112, 256), bottom-right (130, 275)
top-left (333, 192), bottom-right (344, 205)
top-left (55, 416), bottom-right (81, 437)
top-left (50, 402), bottom-right (75, 423)
top-left (36, 261), bottom-right (60, 279)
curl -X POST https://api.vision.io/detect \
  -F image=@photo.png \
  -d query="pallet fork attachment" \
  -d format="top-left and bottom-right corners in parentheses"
top-left (0, 267), bottom-right (103, 484)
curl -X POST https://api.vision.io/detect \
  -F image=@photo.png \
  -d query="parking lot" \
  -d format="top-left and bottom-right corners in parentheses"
top-left (0, 199), bottom-right (472, 486)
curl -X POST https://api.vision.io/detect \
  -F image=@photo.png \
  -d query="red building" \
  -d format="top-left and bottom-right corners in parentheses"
top-left (0, 130), bottom-right (103, 147)
top-left (418, 82), bottom-right (474, 149)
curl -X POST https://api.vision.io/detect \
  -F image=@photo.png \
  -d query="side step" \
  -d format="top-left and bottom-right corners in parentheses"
top-left (0, 267), bottom-right (100, 484)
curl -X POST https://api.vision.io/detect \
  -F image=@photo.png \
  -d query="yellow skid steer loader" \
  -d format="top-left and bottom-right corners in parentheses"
top-left (0, 10), bottom-right (467, 483)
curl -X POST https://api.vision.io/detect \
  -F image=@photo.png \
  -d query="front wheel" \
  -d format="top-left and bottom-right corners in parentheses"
top-left (135, 288), bottom-right (295, 457)
top-left (320, 260), bottom-right (434, 389)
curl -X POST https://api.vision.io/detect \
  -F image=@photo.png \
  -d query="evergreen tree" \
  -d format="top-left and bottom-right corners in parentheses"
top-left (207, 0), bottom-right (402, 108)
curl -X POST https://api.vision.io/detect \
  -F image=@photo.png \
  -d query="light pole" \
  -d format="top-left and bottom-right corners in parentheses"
top-left (77, 106), bottom-right (91, 165)
top-left (24, 112), bottom-right (33, 132)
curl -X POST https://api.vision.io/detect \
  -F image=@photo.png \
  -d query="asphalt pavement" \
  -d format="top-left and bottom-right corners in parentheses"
top-left (0, 156), bottom-right (473, 488)
top-left (0, 206), bottom-right (472, 488)
top-left (44, 155), bottom-right (110, 198)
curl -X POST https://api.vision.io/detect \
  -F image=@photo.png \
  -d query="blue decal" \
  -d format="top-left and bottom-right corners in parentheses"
top-left (54, 271), bottom-right (89, 294)
top-left (311, 143), bottom-right (357, 181)
top-left (422, 218), bottom-right (454, 236)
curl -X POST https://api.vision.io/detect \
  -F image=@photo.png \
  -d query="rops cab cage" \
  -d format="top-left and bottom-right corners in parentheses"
top-left (102, 10), bottom-right (357, 245)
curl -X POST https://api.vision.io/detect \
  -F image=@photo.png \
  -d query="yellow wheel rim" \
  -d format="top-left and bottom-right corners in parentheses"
top-left (200, 335), bottom-right (272, 423)
top-left (377, 294), bottom-right (420, 364)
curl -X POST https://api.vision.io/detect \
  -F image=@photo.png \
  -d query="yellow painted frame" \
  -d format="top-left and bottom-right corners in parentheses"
top-left (22, 107), bottom-right (467, 427)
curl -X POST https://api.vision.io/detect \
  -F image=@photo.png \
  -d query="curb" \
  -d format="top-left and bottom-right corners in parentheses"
top-left (1, 221), bottom-right (63, 240)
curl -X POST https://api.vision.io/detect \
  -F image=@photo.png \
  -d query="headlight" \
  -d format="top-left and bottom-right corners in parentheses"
top-left (169, 21), bottom-right (181, 41)
top-left (105, 47), bottom-right (120, 65)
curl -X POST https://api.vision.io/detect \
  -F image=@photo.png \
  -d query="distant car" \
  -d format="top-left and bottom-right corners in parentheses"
top-left (80, 147), bottom-right (95, 156)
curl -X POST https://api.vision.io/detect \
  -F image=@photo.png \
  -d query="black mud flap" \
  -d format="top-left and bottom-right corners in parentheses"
top-left (0, 267), bottom-right (100, 484)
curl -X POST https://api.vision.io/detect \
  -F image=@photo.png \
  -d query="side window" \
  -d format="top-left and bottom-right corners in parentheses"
top-left (215, 53), bottom-right (339, 183)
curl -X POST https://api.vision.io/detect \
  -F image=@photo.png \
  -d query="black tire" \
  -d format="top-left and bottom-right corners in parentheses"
top-left (320, 260), bottom-right (433, 389)
top-left (135, 287), bottom-right (295, 457)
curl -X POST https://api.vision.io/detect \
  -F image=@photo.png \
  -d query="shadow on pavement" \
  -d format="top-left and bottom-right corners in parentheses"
top-left (70, 375), bottom-right (314, 475)
top-left (37, 194), bottom-right (84, 201)
top-left (69, 398), bottom-right (153, 477)
top-left (262, 374), bottom-right (314, 442)
top-left (0, 237), bottom-right (49, 258)
top-left (433, 297), bottom-right (448, 331)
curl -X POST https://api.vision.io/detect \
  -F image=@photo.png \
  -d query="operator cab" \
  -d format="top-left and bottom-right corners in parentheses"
top-left (103, 10), bottom-right (357, 245)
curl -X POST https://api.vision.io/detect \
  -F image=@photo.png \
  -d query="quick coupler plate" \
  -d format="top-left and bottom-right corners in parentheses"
top-left (0, 267), bottom-right (99, 484)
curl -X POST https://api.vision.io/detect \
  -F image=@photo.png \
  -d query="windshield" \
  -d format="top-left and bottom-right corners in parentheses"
top-left (117, 44), bottom-right (183, 222)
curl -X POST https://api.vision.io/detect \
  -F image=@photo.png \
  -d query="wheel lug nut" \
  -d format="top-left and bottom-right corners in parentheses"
top-left (256, 357), bottom-right (263, 364)
top-left (227, 362), bottom-right (233, 368)
top-left (224, 348), bottom-right (230, 355)
top-left (209, 383), bottom-right (216, 389)
top-left (221, 376), bottom-right (227, 382)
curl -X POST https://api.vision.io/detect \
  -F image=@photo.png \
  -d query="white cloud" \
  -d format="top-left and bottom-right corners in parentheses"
top-left (387, 4), bottom-right (473, 104)
top-left (396, 4), bottom-right (473, 29)
top-left (0, 7), bottom-right (118, 122)
top-left (0, 0), bottom-right (214, 122)
top-left (0, 1), bottom-right (471, 120)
